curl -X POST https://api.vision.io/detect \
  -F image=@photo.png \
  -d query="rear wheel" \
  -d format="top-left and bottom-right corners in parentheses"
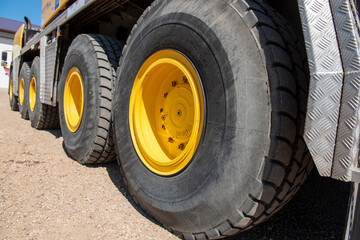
top-left (8, 70), bottom-right (19, 111)
top-left (113, 0), bottom-right (312, 239)
top-left (59, 34), bottom-right (123, 164)
top-left (19, 62), bottom-right (31, 120)
top-left (28, 57), bottom-right (59, 129)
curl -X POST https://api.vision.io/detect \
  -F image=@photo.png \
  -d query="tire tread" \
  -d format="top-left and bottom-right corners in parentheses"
top-left (80, 34), bottom-right (123, 164)
top-left (221, 0), bottom-right (313, 236)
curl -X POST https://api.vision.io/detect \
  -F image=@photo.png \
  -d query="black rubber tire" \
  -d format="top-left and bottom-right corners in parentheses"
top-left (59, 34), bottom-right (123, 164)
top-left (19, 62), bottom-right (31, 120)
top-left (113, 0), bottom-right (312, 239)
top-left (8, 69), bottom-right (19, 111)
top-left (28, 57), bottom-right (59, 129)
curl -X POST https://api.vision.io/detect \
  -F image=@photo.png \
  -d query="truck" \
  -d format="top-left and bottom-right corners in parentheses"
top-left (3, 0), bottom-right (360, 239)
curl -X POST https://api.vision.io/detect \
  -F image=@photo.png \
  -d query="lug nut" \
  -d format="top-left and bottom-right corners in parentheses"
top-left (183, 76), bottom-right (188, 84)
top-left (164, 92), bottom-right (168, 98)
top-left (172, 81), bottom-right (177, 87)
top-left (162, 125), bottom-right (166, 130)
top-left (168, 137), bottom-right (174, 143)
top-left (161, 115), bottom-right (166, 121)
top-left (178, 143), bottom-right (185, 150)
top-left (160, 108), bottom-right (163, 113)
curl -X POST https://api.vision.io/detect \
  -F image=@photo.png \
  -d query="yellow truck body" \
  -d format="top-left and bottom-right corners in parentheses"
top-left (41, 0), bottom-right (70, 28)
top-left (12, 24), bottom-right (25, 60)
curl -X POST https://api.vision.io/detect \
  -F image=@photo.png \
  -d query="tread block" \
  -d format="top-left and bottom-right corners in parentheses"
top-left (216, 220), bottom-right (239, 236)
top-left (277, 182), bottom-right (291, 200)
top-left (265, 199), bottom-right (280, 215)
top-left (271, 114), bottom-right (296, 144)
top-left (232, 210), bottom-right (253, 229)
top-left (265, 44), bottom-right (292, 70)
top-left (258, 25), bottom-right (286, 48)
top-left (271, 90), bottom-right (297, 119)
top-left (268, 139), bottom-right (292, 165)
top-left (242, 197), bottom-right (265, 219)
top-left (287, 161), bottom-right (300, 183)
top-left (262, 161), bottom-right (286, 187)
top-left (258, 184), bottom-right (277, 204)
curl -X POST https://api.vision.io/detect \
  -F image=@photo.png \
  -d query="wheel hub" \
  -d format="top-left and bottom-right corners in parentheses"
top-left (129, 50), bottom-right (204, 176)
top-left (63, 67), bottom-right (84, 133)
top-left (19, 77), bottom-right (24, 105)
top-left (29, 76), bottom-right (36, 112)
top-left (162, 86), bottom-right (194, 141)
top-left (9, 79), bottom-right (13, 101)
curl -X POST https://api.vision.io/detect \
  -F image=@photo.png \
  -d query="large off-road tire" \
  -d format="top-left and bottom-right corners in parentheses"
top-left (8, 69), bottom-right (19, 111)
top-left (19, 62), bottom-right (31, 120)
top-left (113, 0), bottom-right (312, 239)
top-left (28, 57), bottom-right (59, 129)
top-left (59, 34), bottom-right (123, 164)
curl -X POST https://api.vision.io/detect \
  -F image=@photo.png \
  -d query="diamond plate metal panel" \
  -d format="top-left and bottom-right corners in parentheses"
top-left (40, 36), bottom-right (46, 103)
top-left (299, 0), bottom-right (343, 177)
top-left (40, 37), bottom-right (57, 106)
top-left (12, 58), bottom-right (19, 95)
top-left (44, 39), bottom-right (58, 105)
top-left (330, 0), bottom-right (360, 182)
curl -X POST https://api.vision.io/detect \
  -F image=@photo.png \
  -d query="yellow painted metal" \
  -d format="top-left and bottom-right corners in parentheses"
top-left (12, 24), bottom-right (25, 60)
top-left (19, 77), bottom-right (25, 105)
top-left (63, 67), bottom-right (84, 132)
top-left (129, 50), bottom-right (205, 176)
top-left (29, 76), bottom-right (36, 112)
top-left (41, 0), bottom-right (70, 28)
top-left (9, 79), bottom-right (13, 101)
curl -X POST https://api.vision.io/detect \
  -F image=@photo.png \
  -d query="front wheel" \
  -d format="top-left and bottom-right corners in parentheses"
top-left (113, 0), bottom-right (312, 239)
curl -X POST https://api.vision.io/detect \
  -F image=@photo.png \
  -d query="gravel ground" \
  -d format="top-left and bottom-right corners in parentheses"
top-left (0, 88), bottom-right (351, 239)
top-left (0, 88), bottom-right (178, 240)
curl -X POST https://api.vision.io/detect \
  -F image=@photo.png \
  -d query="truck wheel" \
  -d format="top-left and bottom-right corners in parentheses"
top-left (59, 34), bottom-right (123, 164)
top-left (113, 0), bottom-right (312, 239)
top-left (19, 62), bottom-right (31, 120)
top-left (9, 69), bottom-right (19, 111)
top-left (28, 57), bottom-right (59, 129)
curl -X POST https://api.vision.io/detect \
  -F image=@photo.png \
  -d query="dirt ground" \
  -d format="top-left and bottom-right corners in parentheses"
top-left (0, 88), bottom-right (178, 239)
top-left (0, 87), bottom-right (352, 240)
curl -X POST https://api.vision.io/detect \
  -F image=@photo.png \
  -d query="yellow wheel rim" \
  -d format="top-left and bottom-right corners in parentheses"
top-left (29, 76), bottom-right (36, 112)
top-left (9, 79), bottom-right (13, 101)
top-left (129, 50), bottom-right (205, 176)
top-left (64, 67), bottom-right (84, 132)
top-left (19, 77), bottom-right (24, 105)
